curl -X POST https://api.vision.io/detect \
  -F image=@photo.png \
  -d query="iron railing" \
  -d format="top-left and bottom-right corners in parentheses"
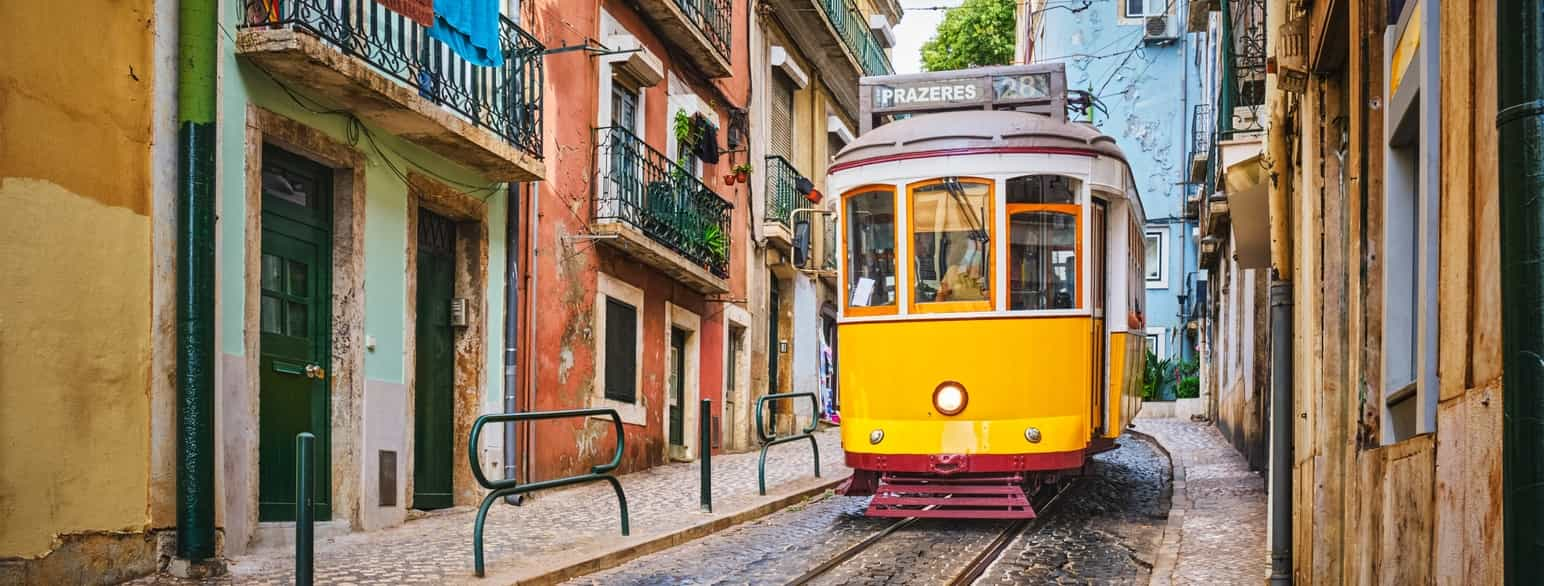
top-left (818, 0), bottom-right (893, 76)
top-left (764, 155), bottom-right (801, 230)
top-left (242, 0), bottom-right (544, 158)
top-left (673, 0), bottom-right (733, 61)
top-left (1191, 104), bottom-right (1212, 163)
top-left (595, 126), bottom-right (734, 278)
top-left (755, 392), bottom-right (821, 495)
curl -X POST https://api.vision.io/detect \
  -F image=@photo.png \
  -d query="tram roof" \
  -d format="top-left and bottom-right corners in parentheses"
top-left (830, 109), bottom-right (1128, 170)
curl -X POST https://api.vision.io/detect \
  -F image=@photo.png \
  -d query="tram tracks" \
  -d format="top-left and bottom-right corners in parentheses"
top-left (786, 480), bottom-right (1078, 586)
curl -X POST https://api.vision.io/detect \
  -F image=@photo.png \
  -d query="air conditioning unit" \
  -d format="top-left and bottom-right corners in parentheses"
top-left (1144, 15), bottom-right (1178, 43)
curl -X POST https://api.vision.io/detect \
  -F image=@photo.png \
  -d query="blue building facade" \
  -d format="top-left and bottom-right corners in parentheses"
top-left (1020, 0), bottom-right (1205, 386)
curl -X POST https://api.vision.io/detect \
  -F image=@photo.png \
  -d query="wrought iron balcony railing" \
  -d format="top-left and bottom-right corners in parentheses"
top-left (595, 126), bottom-right (733, 278)
top-left (673, 0), bottom-right (733, 60)
top-left (1191, 104), bottom-right (1212, 161)
top-left (819, 0), bottom-right (893, 76)
top-left (764, 155), bottom-right (801, 230)
top-left (243, 0), bottom-right (544, 158)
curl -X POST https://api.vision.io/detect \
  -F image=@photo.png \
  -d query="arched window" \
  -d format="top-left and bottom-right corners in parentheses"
top-left (1006, 175), bottom-right (1083, 310)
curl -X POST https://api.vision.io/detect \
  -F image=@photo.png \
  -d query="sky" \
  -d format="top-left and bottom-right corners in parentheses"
top-left (889, 0), bottom-right (964, 74)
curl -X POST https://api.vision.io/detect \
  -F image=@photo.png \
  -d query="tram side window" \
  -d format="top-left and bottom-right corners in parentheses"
top-left (845, 189), bottom-right (897, 308)
top-left (1009, 211), bottom-right (1079, 310)
top-left (911, 180), bottom-right (992, 305)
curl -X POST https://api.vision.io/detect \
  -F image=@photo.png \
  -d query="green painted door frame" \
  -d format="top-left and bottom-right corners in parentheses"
top-left (414, 209), bottom-right (457, 510)
top-left (257, 145), bottom-right (333, 522)
top-left (669, 327), bottom-right (687, 447)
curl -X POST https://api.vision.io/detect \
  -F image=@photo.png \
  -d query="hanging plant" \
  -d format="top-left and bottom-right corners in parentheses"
top-left (672, 110), bottom-right (701, 150)
top-left (732, 162), bottom-right (753, 183)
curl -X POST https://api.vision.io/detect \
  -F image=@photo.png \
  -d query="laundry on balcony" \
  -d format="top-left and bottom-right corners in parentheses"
top-left (694, 117), bottom-right (720, 164)
top-left (377, 0), bottom-right (433, 26)
top-left (428, 0), bottom-right (503, 67)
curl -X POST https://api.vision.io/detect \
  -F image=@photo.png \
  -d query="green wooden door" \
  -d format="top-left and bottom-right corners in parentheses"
top-left (669, 327), bottom-right (687, 446)
top-left (258, 146), bottom-right (332, 522)
top-left (413, 209), bottom-right (456, 510)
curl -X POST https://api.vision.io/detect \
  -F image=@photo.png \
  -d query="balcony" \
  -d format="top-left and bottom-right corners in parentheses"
top-left (592, 126), bottom-right (733, 293)
top-left (763, 155), bottom-right (802, 248)
top-left (635, 0), bottom-right (733, 77)
top-left (765, 0), bottom-right (893, 116)
top-left (1189, 104), bottom-right (1212, 184)
top-left (238, 0), bottom-right (544, 181)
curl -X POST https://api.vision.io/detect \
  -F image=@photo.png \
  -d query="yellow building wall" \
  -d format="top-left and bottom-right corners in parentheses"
top-left (0, 0), bottom-right (157, 570)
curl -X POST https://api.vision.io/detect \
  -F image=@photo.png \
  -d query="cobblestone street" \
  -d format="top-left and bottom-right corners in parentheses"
top-left (574, 434), bottom-right (1171, 585)
top-left (131, 429), bottom-right (845, 585)
top-left (1134, 416), bottom-right (1269, 585)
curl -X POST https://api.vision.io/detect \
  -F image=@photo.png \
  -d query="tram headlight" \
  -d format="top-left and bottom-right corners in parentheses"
top-left (932, 381), bottom-right (968, 416)
top-left (1025, 427), bottom-right (1043, 443)
top-left (869, 429), bottom-right (885, 445)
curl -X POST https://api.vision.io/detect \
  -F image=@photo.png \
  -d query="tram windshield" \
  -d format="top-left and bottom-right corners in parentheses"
top-left (845, 188), bottom-right (897, 308)
top-left (911, 179), bottom-right (992, 306)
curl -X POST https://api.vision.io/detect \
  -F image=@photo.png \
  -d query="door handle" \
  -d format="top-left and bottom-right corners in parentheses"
top-left (305, 364), bottom-right (327, 379)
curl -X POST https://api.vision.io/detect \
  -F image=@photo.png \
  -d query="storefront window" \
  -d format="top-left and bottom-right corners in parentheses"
top-left (911, 180), bottom-right (992, 307)
top-left (845, 188), bottom-right (897, 310)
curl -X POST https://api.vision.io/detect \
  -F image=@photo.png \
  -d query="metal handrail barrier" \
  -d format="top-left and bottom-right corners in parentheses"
top-left (468, 408), bottom-right (630, 577)
top-left (754, 392), bottom-right (821, 495)
top-left (296, 432), bottom-right (316, 586)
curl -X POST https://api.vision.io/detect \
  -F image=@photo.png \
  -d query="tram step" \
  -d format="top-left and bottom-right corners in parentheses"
top-left (866, 474), bottom-right (1037, 519)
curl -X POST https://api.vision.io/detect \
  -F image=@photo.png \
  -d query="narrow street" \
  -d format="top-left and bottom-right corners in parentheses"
top-left (571, 431), bottom-right (1174, 585)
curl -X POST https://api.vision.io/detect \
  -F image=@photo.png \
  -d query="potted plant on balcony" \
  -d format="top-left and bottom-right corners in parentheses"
top-left (673, 111), bottom-right (701, 153)
top-left (733, 163), bottom-right (753, 183)
top-left (704, 224), bottom-right (728, 266)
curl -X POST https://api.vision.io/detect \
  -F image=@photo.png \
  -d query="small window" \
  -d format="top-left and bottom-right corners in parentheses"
top-left (845, 188), bottom-right (898, 311)
top-left (1007, 174), bottom-right (1078, 205)
top-left (603, 297), bottom-right (638, 403)
top-left (1144, 229), bottom-right (1167, 288)
top-left (1124, 0), bottom-right (1160, 18)
top-left (911, 179), bottom-right (993, 309)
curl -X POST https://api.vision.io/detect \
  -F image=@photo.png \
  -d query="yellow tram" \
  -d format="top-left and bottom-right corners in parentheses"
top-left (822, 65), bottom-right (1147, 518)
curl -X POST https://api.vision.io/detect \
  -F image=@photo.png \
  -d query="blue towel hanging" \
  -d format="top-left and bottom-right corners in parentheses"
top-left (428, 0), bottom-right (504, 68)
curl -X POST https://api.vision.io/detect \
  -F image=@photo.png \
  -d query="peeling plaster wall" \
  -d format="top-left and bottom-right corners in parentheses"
top-left (0, 0), bottom-right (165, 581)
top-left (523, 0), bottom-right (748, 479)
top-left (1037, 0), bottom-right (1202, 361)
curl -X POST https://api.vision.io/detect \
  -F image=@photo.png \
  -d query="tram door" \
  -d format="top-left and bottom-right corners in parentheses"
top-left (1090, 201), bottom-right (1108, 436)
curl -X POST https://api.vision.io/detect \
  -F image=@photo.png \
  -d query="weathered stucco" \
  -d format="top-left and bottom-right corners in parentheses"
top-left (0, 0), bottom-right (161, 576)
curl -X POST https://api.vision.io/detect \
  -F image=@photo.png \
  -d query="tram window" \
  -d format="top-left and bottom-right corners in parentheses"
top-left (911, 180), bottom-right (992, 305)
top-left (845, 189), bottom-right (897, 308)
top-left (1006, 175), bottom-right (1080, 205)
top-left (1009, 211), bottom-right (1079, 310)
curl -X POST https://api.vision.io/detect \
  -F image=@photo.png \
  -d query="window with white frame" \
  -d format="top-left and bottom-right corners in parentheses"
top-left (594, 273), bottom-right (647, 425)
top-left (1123, 0), bottom-right (1165, 18)
top-left (1144, 228), bottom-right (1167, 289)
top-left (1145, 327), bottom-right (1165, 358)
top-left (1380, 0), bottom-right (1438, 444)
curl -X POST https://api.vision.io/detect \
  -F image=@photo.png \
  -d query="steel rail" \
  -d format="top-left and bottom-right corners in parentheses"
top-left (786, 480), bottom-right (1075, 586)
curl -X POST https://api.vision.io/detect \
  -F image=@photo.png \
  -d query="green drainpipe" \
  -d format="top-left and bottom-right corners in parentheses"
top-left (1498, 0), bottom-right (1544, 582)
top-left (1217, 0), bottom-right (1235, 139)
top-left (176, 0), bottom-right (218, 561)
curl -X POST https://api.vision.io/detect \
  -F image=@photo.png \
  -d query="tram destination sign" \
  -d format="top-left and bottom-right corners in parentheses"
top-left (859, 64), bottom-right (1069, 132)
top-left (869, 73), bottom-right (1055, 110)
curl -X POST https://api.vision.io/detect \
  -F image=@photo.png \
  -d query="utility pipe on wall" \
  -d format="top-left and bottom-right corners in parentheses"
top-left (176, 0), bottom-right (219, 561)
top-left (1497, 0), bottom-right (1544, 581)
top-left (502, 183), bottom-right (522, 504)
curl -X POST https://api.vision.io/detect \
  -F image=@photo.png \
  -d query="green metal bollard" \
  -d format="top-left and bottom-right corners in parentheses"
top-left (700, 398), bottom-right (712, 513)
top-left (296, 432), bottom-right (315, 586)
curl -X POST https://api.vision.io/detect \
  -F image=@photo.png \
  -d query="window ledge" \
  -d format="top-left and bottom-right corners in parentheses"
top-left (590, 396), bottom-right (648, 426)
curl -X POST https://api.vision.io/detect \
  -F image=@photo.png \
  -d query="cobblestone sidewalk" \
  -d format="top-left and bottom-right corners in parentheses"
top-left (1133, 416), bottom-right (1268, 585)
top-left (132, 428), bottom-right (845, 585)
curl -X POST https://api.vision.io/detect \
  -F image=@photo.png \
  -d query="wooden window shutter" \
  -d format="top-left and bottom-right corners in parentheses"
top-left (770, 72), bottom-right (795, 161)
top-left (604, 298), bottom-right (637, 403)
